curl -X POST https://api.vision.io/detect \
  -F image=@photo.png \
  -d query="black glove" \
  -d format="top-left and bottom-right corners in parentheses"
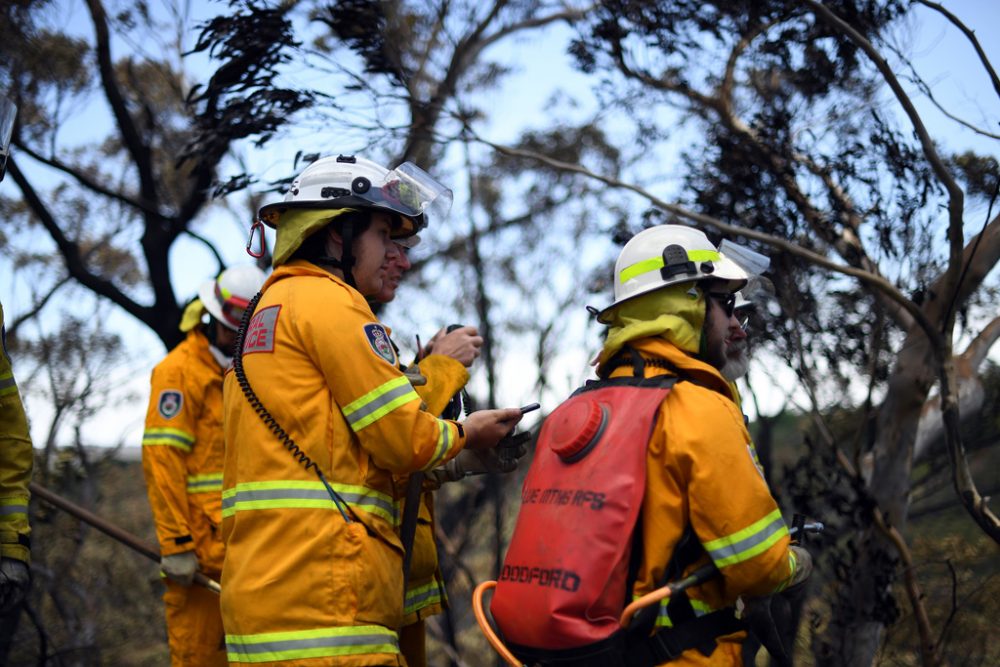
top-left (743, 592), bottom-right (796, 667)
top-left (496, 430), bottom-right (532, 470)
top-left (742, 545), bottom-right (812, 667)
top-left (430, 430), bottom-right (532, 483)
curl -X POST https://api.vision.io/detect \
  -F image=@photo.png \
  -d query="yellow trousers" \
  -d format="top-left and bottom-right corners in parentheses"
top-left (163, 578), bottom-right (227, 667)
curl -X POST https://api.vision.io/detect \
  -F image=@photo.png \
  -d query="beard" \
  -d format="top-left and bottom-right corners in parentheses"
top-left (720, 339), bottom-right (750, 381)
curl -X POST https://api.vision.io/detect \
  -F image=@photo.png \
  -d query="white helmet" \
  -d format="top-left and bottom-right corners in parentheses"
top-left (258, 155), bottom-right (452, 238)
top-left (598, 225), bottom-right (747, 323)
top-left (198, 265), bottom-right (268, 331)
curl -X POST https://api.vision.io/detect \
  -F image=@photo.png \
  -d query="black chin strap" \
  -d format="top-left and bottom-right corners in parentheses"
top-left (317, 221), bottom-right (358, 288)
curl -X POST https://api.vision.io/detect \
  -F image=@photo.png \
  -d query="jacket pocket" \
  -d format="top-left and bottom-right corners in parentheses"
top-left (346, 521), bottom-right (404, 629)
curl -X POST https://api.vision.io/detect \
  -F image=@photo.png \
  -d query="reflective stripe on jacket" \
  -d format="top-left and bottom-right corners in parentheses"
top-left (220, 261), bottom-right (466, 667)
top-left (614, 337), bottom-right (797, 666)
top-left (141, 329), bottom-right (225, 571)
top-left (0, 302), bottom-right (32, 564)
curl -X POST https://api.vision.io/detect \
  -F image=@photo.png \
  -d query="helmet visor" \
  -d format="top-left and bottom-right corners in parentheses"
top-left (381, 162), bottom-right (453, 230)
top-left (259, 160), bottom-right (453, 237)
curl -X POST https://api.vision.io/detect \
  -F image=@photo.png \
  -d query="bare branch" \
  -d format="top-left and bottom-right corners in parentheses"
top-left (803, 0), bottom-right (966, 321)
top-left (476, 5), bottom-right (595, 53)
top-left (915, 0), bottom-right (1000, 101)
top-left (408, 2), bottom-right (448, 94)
top-left (893, 63), bottom-right (1000, 140)
top-left (7, 158), bottom-right (156, 327)
top-left (871, 509), bottom-right (942, 667)
top-left (960, 315), bottom-right (1000, 370)
top-left (607, 41), bottom-right (719, 116)
top-left (399, 4), bottom-right (592, 164)
top-left (12, 140), bottom-right (160, 216)
top-left (83, 0), bottom-right (158, 209)
top-left (719, 20), bottom-right (776, 113)
top-left (181, 228), bottom-right (227, 272)
top-left (792, 151), bottom-right (917, 330)
top-left (408, 190), bottom-right (577, 273)
top-left (7, 275), bottom-right (74, 338)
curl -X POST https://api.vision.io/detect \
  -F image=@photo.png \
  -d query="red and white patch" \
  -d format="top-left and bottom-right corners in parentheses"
top-left (243, 305), bottom-right (280, 355)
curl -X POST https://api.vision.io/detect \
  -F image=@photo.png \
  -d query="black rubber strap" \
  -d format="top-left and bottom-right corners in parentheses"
top-left (626, 609), bottom-right (745, 666)
top-left (513, 609), bottom-right (744, 667)
top-left (399, 472), bottom-right (424, 594)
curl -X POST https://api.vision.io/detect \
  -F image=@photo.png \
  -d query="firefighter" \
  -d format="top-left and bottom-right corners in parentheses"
top-left (594, 225), bottom-right (811, 665)
top-left (220, 155), bottom-right (521, 667)
top-left (373, 240), bottom-right (526, 667)
top-left (0, 301), bottom-right (33, 616)
top-left (141, 264), bottom-right (267, 667)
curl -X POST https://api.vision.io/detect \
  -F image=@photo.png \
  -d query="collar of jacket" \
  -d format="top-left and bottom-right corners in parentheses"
top-left (187, 328), bottom-right (225, 371)
top-left (261, 260), bottom-right (393, 335)
top-left (605, 336), bottom-right (735, 402)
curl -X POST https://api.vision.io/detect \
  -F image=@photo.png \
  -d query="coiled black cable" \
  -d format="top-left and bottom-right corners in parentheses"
top-left (232, 290), bottom-right (354, 524)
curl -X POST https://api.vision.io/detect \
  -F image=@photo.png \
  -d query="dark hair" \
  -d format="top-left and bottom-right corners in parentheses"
top-left (289, 209), bottom-right (373, 265)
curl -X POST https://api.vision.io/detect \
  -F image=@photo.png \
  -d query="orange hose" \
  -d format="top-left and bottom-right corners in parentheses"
top-left (619, 584), bottom-right (673, 628)
top-left (472, 580), bottom-right (524, 667)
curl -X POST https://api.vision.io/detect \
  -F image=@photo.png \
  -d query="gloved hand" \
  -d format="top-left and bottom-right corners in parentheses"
top-left (740, 545), bottom-right (813, 667)
top-left (0, 558), bottom-right (30, 613)
top-left (402, 365), bottom-right (427, 386)
top-left (431, 430), bottom-right (532, 483)
top-left (161, 551), bottom-right (199, 586)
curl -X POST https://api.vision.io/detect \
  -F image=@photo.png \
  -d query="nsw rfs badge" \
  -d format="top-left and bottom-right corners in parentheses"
top-left (158, 390), bottom-right (183, 419)
top-left (363, 323), bottom-right (397, 366)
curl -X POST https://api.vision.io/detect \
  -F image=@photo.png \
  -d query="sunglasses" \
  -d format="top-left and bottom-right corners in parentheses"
top-left (706, 292), bottom-right (737, 318)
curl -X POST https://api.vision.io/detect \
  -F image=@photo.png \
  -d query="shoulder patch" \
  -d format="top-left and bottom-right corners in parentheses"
top-left (158, 390), bottom-right (184, 419)
top-left (243, 305), bottom-right (280, 355)
top-left (363, 323), bottom-right (397, 366)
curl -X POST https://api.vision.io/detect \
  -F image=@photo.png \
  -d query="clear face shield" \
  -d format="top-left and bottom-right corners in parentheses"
top-left (718, 240), bottom-right (774, 332)
top-left (0, 96), bottom-right (17, 182)
top-left (374, 161), bottom-right (453, 238)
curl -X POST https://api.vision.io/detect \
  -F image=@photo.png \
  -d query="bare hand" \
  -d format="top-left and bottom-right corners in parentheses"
top-left (461, 408), bottom-right (522, 450)
top-left (423, 326), bottom-right (483, 367)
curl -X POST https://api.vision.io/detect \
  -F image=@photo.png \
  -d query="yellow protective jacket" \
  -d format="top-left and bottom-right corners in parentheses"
top-left (608, 338), bottom-right (798, 666)
top-left (141, 329), bottom-right (226, 572)
top-left (0, 303), bottom-right (33, 565)
top-left (400, 353), bottom-right (469, 625)
top-left (220, 261), bottom-right (466, 667)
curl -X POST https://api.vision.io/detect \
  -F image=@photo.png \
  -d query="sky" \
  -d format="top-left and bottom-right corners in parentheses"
top-left (3, 0), bottom-right (1000, 449)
